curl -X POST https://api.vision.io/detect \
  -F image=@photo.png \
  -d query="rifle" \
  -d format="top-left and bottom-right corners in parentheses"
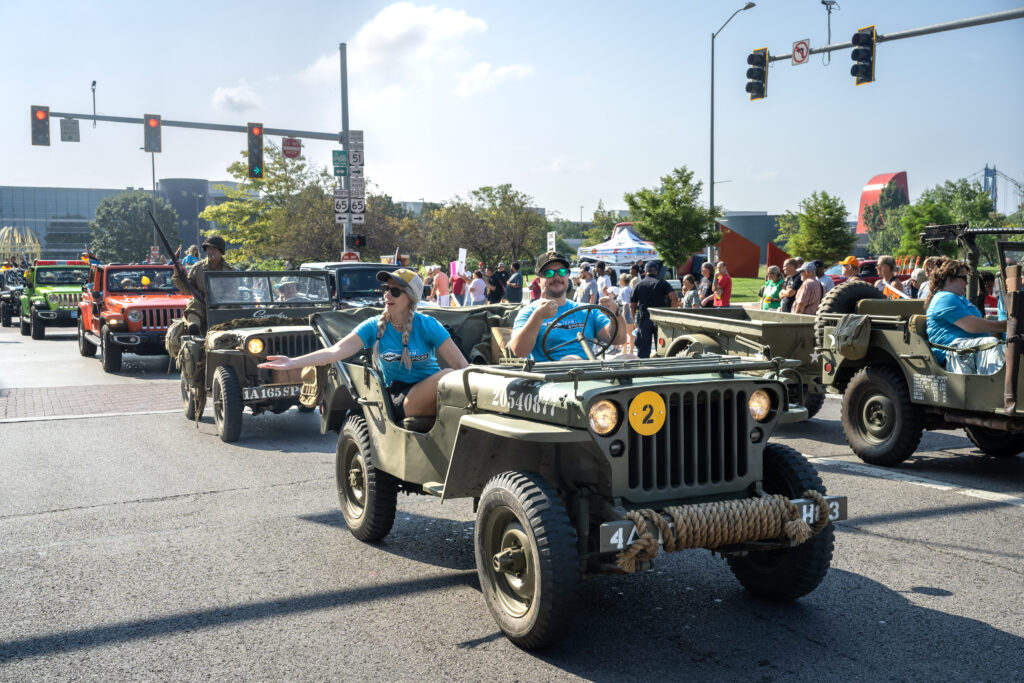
top-left (148, 211), bottom-right (204, 305)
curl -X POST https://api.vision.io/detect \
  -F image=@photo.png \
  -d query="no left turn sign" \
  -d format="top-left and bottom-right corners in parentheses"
top-left (792, 39), bottom-right (810, 65)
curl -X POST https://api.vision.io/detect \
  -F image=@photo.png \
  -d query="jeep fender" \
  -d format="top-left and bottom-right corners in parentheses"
top-left (441, 414), bottom-right (592, 501)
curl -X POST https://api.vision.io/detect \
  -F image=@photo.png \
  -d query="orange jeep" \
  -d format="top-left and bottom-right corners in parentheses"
top-left (78, 264), bottom-right (191, 372)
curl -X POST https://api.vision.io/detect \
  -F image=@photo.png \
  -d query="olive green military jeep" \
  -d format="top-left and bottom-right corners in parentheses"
top-left (307, 303), bottom-right (848, 649)
top-left (816, 225), bottom-right (1024, 466)
top-left (175, 270), bottom-right (333, 442)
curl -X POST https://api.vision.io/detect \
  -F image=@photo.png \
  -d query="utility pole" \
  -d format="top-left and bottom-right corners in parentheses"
top-left (340, 42), bottom-right (350, 254)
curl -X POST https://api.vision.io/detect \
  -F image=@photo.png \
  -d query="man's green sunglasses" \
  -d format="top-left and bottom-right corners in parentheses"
top-left (540, 267), bottom-right (569, 278)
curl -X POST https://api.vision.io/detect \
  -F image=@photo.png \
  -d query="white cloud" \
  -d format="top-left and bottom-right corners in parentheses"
top-left (212, 81), bottom-right (261, 113)
top-left (299, 2), bottom-right (487, 85)
top-left (534, 155), bottom-right (593, 175)
top-left (454, 62), bottom-right (533, 98)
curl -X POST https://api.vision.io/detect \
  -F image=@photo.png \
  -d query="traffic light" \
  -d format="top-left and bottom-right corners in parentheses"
top-left (850, 25), bottom-right (876, 85)
top-left (745, 48), bottom-right (768, 100)
top-left (247, 122), bottom-right (264, 179)
top-left (143, 114), bottom-right (161, 153)
top-left (352, 234), bottom-right (366, 248)
top-left (31, 106), bottom-right (50, 146)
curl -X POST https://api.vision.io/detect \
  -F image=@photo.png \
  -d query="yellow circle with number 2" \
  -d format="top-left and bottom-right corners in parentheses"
top-left (628, 391), bottom-right (666, 436)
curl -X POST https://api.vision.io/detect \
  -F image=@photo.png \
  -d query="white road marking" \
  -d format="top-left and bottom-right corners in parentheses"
top-left (806, 455), bottom-right (1024, 508)
top-left (0, 408), bottom-right (186, 424)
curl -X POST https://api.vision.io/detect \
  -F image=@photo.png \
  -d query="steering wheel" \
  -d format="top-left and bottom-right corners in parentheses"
top-left (540, 304), bottom-right (619, 361)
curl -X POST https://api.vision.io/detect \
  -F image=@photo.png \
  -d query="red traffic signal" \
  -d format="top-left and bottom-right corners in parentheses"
top-left (143, 114), bottom-right (162, 153)
top-left (31, 105), bottom-right (50, 146)
top-left (247, 122), bottom-right (264, 179)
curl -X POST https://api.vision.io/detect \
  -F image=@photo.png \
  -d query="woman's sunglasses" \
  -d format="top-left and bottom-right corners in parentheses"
top-left (540, 267), bottom-right (569, 278)
top-left (380, 285), bottom-right (405, 297)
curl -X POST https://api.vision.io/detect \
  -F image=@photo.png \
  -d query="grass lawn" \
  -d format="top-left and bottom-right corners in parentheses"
top-left (730, 277), bottom-right (765, 303)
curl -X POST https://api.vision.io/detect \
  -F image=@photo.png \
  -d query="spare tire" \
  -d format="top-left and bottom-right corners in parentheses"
top-left (814, 280), bottom-right (886, 351)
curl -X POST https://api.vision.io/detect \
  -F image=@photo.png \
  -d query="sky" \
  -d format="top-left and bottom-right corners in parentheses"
top-left (2, 0), bottom-right (1023, 222)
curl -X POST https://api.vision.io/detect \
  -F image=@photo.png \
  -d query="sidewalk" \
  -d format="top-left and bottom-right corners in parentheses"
top-left (0, 381), bottom-right (181, 421)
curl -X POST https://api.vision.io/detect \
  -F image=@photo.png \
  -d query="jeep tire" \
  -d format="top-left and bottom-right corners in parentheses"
top-left (842, 365), bottom-right (923, 466)
top-left (212, 365), bottom-right (244, 442)
top-left (100, 325), bottom-right (123, 372)
top-left (476, 471), bottom-right (579, 649)
top-left (78, 319), bottom-right (97, 357)
top-left (20, 314), bottom-right (30, 336)
top-left (181, 373), bottom-right (206, 421)
top-left (1, 305), bottom-right (10, 327)
top-left (965, 426), bottom-right (1024, 457)
top-left (726, 443), bottom-right (834, 601)
top-left (336, 415), bottom-right (398, 541)
top-left (30, 309), bottom-right (45, 340)
top-left (803, 389), bottom-right (826, 419)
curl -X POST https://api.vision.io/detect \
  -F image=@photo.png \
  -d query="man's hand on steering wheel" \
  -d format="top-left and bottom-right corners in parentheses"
top-left (540, 303), bottom-right (619, 360)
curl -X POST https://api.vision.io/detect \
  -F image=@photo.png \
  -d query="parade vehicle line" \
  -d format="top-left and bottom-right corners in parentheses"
top-left (807, 455), bottom-right (1024, 508)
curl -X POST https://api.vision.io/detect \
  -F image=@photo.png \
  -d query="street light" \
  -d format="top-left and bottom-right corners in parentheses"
top-left (710, 2), bottom-right (755, 258)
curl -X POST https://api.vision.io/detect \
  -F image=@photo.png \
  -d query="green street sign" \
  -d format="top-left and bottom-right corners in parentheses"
top-left (333, 165), bottom-right (348, 177)
top-left (332, 150), bottom-right (348, 165)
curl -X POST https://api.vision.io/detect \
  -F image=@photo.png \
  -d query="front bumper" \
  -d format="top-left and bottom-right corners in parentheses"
top-left (34, 308), bottom-right (78, 327)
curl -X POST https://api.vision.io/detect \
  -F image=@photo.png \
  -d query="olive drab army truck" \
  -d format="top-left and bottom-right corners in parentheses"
top-left (173, 270), bottom-right (333, 442)
top-left (305, 302), bottom-right (848, 649)
top-left (816, 225), bottom-right (1024, 466)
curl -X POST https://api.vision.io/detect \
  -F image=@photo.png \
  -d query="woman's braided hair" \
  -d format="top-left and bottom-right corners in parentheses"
top-left (373, 306), bottom-right (415, 371)
top-left (924, 257), bottom-right (968, 309)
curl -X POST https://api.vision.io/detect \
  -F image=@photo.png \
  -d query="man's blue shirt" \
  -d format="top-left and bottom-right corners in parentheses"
top-left (513, 300), bottom-right (610, 361)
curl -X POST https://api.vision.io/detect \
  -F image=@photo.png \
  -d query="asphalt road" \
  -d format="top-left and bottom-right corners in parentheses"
top-left (1, 323), bottom-right (1022, 681)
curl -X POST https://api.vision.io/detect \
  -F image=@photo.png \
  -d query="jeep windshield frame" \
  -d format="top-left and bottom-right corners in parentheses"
top-left (105, 266), bottom-right (180, 293)
top-left (333, 264), bottom-right (399, 298)
top-left (34, 267), bottom-right (90, 285)
top-left (205, 271), bottom-right (332, 307)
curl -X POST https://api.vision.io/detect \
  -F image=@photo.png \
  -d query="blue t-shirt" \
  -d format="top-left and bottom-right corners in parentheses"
top-left (513, 300), bottom-right (611, 361)
top-left (354, 314), bottom-right (450, 386)
top-left (926, 290), bottom-right (985, 365)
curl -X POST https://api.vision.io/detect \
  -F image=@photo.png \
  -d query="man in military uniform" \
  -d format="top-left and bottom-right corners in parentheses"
top-left (173, 235), bottom-right (233, 332)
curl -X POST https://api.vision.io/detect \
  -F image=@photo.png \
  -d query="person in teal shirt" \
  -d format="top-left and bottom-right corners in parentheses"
top-left (259, 268), bottom-right (468, 420)
top-left (925, 259), bottom-right (1007, 373)
top-left (761, 265), bottom-right (784, 310)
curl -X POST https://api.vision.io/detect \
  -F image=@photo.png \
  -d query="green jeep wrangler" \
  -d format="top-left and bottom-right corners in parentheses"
top-left (816, 225), bottom-right (1024, 466)
top-left (19, 260), bottom-right (91, 339)
top-left (306, 303), bottom-right (848, 649)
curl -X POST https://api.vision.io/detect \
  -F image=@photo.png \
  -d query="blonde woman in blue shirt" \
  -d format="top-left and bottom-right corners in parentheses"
top-left (259, 268), bottom-right (468, 419)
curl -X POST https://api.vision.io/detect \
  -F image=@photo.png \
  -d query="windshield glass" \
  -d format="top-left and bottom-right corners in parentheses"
top-left (825, 264), bottom-right (843, 276)
top-left (107, 268), bottom-right (178, 292)
top-left (35, 267), bottom-right (90, 285)
top-left (337, 267), bottom-right (394, 295)
top-left (207, 273), bottom-right (330, 306)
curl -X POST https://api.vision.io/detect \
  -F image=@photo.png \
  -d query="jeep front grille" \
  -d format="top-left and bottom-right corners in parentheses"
top-left (265, 333), bottom-right (318, 358)
top-left (627, 389), bottom-right (750, 493)
top-left (54, 293), bottom-right (80, 310)
top-left (141, 307), bottom-right (184, 330)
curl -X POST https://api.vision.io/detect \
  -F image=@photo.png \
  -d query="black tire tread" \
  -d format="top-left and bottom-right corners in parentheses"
top-left (476, 471), bottom-right (578, 649)
top-left (842, 365), bottom-right (923, 466)
top-left (338, 415), bottom-right (399, 541)
top-left (813, 280), bottom-right (886, 351)
top-left (213, 365), bottom-right (243, 442)
top-left (30, 310), bottom-right (45, 340)
top-left (726, 443), bottom-right (834, 601)
top-left (78, 320), bottom-right (97, 357)
top-left (965, 426), bottom-right (1023, 457)
top-left (100, 325), bottom-right (122, 372)
top-left (20, 316), bottom-right (30, 336)
top-left (803, 390), bottom-right (826, 419)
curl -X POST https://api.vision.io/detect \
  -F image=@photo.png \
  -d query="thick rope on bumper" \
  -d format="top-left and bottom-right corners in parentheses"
top-left (616, 490), bottom-right (829, 573)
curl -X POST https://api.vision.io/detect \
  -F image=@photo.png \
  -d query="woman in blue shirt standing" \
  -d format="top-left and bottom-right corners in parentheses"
top-left (925, 259), bottom-right (1007, 374)
top-left (259, 268), bottom-right (468, 419)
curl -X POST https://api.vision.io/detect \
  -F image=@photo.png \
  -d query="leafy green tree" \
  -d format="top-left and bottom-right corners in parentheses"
top-left (201, 143), bottom-right (337, 265)
top-left (864, 179), bottom-right (910, 255)
top-left (623, 167), bottom-right (719, 268)
top-left (867, 205), bottom-right (908, 257)
top-left (470, 184), bottom-right (547, 263)
top-left (775, 191), bottom-right (854, 263)
top-left (898, 199), bottom-right (955, 258)
top-left (90, 191), bottom-right (179, 263)
top-left (582, 200), bottom-right (623, 247)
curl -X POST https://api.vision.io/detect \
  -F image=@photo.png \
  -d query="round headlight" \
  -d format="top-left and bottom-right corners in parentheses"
top-left (47, 293), bottom-right (59, 304)
top-left (126, 309), bottom-right (142, 323)
top-left (588, 399), bottom-right (621, 436)
top-left (247, 338), bottom-right (265, 355)
top-left (748, 389), bottom-right (772, 422)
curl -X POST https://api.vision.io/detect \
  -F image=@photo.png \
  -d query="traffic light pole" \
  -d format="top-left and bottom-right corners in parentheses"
top-left (340, 42), bottom-right (350, 255)
top-left (765, 7), bottom-right (1024, 63)
top-left (42, 112), bottom-right (345, 142)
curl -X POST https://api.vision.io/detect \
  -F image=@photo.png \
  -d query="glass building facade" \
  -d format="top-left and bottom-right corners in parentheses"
top-left (0, 180), bottom-right (236, 260)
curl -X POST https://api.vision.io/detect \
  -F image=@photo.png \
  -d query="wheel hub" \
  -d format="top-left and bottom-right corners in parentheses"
top-left (861, 394), bottom-right (895, 441)
top-left (347, 466), bottom-right (364, 498)
top-left (492, 546), bottom-right (527, 575)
